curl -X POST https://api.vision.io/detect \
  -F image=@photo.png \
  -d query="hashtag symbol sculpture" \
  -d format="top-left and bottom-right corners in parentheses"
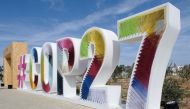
top-left (17, 55), bottom-right (26, 88)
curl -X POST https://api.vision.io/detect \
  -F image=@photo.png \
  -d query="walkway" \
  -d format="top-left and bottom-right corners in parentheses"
top-left (0, 88), bottom-right (92, 109)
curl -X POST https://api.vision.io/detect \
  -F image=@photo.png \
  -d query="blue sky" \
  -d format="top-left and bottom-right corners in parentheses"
top-left (0, 0), bottom-right (189, 66)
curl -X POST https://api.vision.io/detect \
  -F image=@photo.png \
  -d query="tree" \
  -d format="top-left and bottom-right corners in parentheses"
top-left (112, 65), bottom-right (124, 79)
top-left (126, 63), bottom-right (134, 78)
top-left (162, 77), bottom-right (184, 103)
top-left (166, 63), bottom-right (173, 76)
top-left (178, 64), bottom-right (190, 80)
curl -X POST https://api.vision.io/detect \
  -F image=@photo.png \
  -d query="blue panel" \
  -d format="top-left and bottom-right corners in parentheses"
top-left (33, 49), bottom-right (38, 63)
top-left (131, 77), bottom-right (147, 101)
top-left (81, 74), bottom-right (93, 99)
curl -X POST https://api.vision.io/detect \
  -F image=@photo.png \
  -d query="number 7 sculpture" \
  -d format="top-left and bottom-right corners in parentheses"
top-left (118, 3), bottom-right (180, 109)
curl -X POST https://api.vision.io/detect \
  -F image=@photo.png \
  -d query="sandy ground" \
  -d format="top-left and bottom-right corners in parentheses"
top-left (0, 88), bottom-right (92, 109)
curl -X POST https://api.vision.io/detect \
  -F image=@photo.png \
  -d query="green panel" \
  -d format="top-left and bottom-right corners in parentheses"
top-left (119, 16), bottom-right (140, 39)
top-left (80, 34), bottom-right (89, 58)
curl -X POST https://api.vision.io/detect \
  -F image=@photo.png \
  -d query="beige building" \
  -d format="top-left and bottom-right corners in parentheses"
top-left (3, 42), bottom-right (28, 89)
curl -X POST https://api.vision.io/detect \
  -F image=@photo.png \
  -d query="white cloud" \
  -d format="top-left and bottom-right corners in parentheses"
top-left (29, 0), bottom-right (149, 44)
top-left (0, 0), bottom-right (150, 47)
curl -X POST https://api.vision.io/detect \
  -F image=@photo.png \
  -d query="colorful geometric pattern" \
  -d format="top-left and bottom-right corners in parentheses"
top-left (29, 48), bottom-right (41, 90)
top-left (57, 38), bottom-right (75, 95)
top-left (118, 10), bottom-right (165, 39)
top-left (41, 43), bottom-right (57, 93)
top-left (41, 51), bottom-right (51, 92)
top-left (17, 55), bottom-right (26, 88)
top-left (57, 38), bottom-right (74, 73)
top-left (119, 9), bottom-right (165, 109)
top-left (57, 37), bottom-right (86, 97)
top-left (80, 29), bottom-right (105, 99)
top-left (15, 3), bottom-right (180, 109)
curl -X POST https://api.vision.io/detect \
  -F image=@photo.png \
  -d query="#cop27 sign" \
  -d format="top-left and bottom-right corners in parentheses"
top-left (17, 3), bottom-right (180, 109)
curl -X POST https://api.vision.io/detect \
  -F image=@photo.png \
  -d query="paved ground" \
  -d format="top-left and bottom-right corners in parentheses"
top-left (0, 88), bottom-right (92, 109)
